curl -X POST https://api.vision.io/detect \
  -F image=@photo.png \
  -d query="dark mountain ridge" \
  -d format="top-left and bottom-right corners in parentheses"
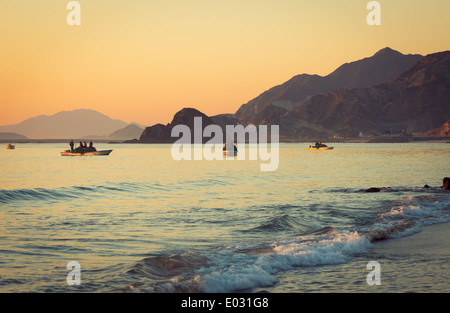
top-left (283, 50), bottom-right (450, 138)
top-left (235, 47), bottom-right (423, 126)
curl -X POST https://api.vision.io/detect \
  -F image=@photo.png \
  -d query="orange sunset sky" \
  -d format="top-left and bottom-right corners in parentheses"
top-left (1, 0), bottom-right (449, 127)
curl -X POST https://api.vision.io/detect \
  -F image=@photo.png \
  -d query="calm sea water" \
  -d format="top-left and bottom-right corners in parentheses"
top-left (0, 142), bottom-right (449, 292)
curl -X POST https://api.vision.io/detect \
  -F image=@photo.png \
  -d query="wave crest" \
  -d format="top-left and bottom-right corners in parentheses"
top-left (118, 229), bottom-right (372, 293)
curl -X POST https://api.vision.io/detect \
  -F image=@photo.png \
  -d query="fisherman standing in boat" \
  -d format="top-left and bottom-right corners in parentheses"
top-left (87, 141), bottom-right (96, 152)
top-left (70, 140), bottom-right (74, 152)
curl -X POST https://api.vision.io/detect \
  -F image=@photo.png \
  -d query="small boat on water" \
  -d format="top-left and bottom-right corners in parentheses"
top-left (61, 149), bottom-right (112, 156)
top-left (223, 150), bottom-right (237, 156)
top-left (307, 142), bottom-right (334, 150)
top-left (6, 144), bottom-right (15, 150)
top-left (223, 143), bottom-right (238, 156)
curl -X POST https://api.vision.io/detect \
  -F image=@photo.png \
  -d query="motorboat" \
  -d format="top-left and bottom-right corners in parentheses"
top-left (307, 143), bottom-right (334, 150)
top-left (61, 149), bottom-right (112, 156)
top-left (223, 143), bottom-right (238, 156)
top-left (6, 144), bottom-right (15, 149)
top-left (307, 146), bottom-right (334, 150)
top-left (223, 150), bottom-right (238, 156)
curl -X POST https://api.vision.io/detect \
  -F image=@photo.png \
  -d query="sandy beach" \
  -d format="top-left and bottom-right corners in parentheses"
top-left (367, 221), bottom-right (450, 292)
top-left (259, 221), bottom-right (450, 293)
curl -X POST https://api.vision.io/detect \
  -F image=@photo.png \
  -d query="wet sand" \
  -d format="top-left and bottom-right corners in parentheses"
top-left (367, 222), bottom-right (450, 292)
top-left (259, 222), bottom-right (450, 293)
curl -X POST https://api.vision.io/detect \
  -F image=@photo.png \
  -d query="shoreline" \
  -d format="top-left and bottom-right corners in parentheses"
top-left (372, 221), bottom-right (450, 258)
top-left (366, 221), bottom-right (450, 292)
top-left (258, 221), bottom-right (450, 293)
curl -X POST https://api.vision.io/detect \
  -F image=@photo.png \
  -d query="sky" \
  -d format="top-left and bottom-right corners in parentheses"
top-left (1, 0), bottom-right (449, 127)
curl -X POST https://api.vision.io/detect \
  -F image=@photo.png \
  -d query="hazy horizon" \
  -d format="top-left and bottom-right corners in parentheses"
top-left (1, 1), bottom-right (450, 127)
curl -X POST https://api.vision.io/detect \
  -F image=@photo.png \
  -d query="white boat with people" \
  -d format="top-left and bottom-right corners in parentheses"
top-left (61, 140), bottom-right (112, 156)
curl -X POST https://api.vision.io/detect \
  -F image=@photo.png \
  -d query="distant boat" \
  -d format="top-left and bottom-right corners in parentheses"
top-left (307, 142), bottom-right (334, 150)
top-left (6, 144), bottom-right (15, 150)
top-left (61, 149), bottom-right (112, 156)
top-left (223, 143), bottom-right (238, 156)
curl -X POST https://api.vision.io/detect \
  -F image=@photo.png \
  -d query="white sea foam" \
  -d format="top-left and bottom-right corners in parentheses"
top-left (195, 194), bottom-right (450, 292)
top-left (382, 195), bottom-right (450, 225)
top-left (196, 230), bottom-right (372, 293)
top-left (369, 194), bottom-right (450, 240)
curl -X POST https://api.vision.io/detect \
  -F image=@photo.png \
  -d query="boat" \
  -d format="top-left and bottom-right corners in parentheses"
top-left (223, 150), bottom-right (238, 156)
top-left (307, 146), bottom-right (334, 150)
top-left (223, 143), bottom-right (238, 156)
top-left (6, 144), bottom-right (15, 149)
top-left (61, 149), bottom-right (112, 156)
top-left (307, 142), bottom-right (334, 150)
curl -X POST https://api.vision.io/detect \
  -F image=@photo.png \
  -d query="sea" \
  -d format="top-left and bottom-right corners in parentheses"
top-left (0, 142), bottom-right (449, 293)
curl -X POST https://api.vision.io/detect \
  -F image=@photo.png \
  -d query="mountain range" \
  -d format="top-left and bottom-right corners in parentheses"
top-left (3, 47), bottom-right (449, 142)
top-left (235, 47), bottom-right (423, 126)
top-left (0, 109), bottom-right (142, 140)
top-left (277, 50), bottom-right (450, 138)
top-left (136, 47), bottom-right (449, 142)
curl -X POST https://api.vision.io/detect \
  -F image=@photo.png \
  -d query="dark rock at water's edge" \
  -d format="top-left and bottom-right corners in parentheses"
top-left (139, 123), bottom-right (173, 143)
top-left (442, 177), bottom-right (450, 190)
top-left (365, 187), bottom-right (382, 193)
top-left (363, 178), bottom-right (448, 193)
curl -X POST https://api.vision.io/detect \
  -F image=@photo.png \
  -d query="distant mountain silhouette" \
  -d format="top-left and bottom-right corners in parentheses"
top-left (282, 51), bottom-right (450, 138)
top-left (0, 109), bottom-right (128, 139)
top-left (235, 47), bottom-right (423, 126)
top-left (108, 123), bottom-right (144, 140)
top-left (0, 132), bottom-right (28, 140)
top-left (82, 123), bottom-right (144, 141)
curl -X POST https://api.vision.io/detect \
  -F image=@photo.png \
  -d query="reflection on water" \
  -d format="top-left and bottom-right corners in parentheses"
top-left (0, 143), bottom-right (449, 292)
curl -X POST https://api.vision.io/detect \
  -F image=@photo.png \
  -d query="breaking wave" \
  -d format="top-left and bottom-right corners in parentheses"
top-left (114, 227), bottom-right (372, 293)
top-left (114, 192), bottom-right (450, 293)
top-left (365, 193), bottom-right (450, 240)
